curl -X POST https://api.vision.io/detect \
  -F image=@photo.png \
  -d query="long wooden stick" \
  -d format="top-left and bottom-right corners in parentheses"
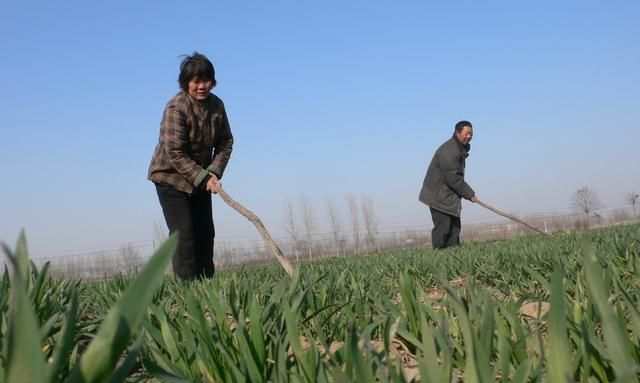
top-left (475, 199), bottom-right (550, 236)
top-left (214, 185), bottom-right (294, 277)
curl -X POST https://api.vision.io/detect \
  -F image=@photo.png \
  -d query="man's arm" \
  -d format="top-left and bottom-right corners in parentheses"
top-left (439, 151), bottom-right (475, 200)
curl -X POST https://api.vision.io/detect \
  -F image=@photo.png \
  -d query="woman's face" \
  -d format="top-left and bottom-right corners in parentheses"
top-left (187, 77), bottom-right (213, 101)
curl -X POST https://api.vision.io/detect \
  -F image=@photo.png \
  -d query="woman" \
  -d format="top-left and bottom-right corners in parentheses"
top-left (148, 52), bottom-right (233, 279)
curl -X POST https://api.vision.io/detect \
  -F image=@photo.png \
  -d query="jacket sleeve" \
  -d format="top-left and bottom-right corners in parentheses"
top-left (438, 150), bottom-right (475, 200)
top-left (207, 103), bottom-right (234, 179)
top-left (161, 104), bottom-right (209, 187)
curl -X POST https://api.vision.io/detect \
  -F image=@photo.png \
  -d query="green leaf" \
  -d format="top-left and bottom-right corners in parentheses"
top-left (14, 232), bottom-right (30, 287)
top-left (614, 276), bottom-right (640, 345)
top-left (143, 358), bottom-right (193, 383)
top-left (235, 310), bottom-right (262, 382)
top-left (108, 330), bottom-right (146, 383)
top-left (501, 302), bottom-right (528, 363)
top-left (68, 234), bottom-right (177, 383)
top-left (47, 289), bottom-right (79, 383)
top-left (156, 307), bottom-right (181, 363)
top-left (248, 294), bottom-right (267, 368)
top-left (547, 265), bottom-right (572, 383)
top-left (284, 304), bottom-right (312, 380)
top-left (417, 315), bottom-right (443, 383)
top-left (522, 264), bottom-right (551, 293)
top-left (398, 273), bottom-right (420, 337)
top-left (476, 292), bottom-right (495, 380)
top-left (29, 261), bottom-right (50, 307)
top-left (441, 280), bottom-right (482, 383)
top-left (583, 244), bottom-right (637, 381)
top-left (4, 232), bottom-right (48, 383)
top-left (493, 305), bottom-right (512, 380)
top-left (510, 360), bottom-right (532, 383)
top-left (186, 291), bottom-right (240, 381)
top-left (346, 324), bottom-right (376, 383)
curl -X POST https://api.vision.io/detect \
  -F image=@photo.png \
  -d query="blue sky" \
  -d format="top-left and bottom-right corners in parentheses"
top-left (1, 1), bottom-right (639, 257)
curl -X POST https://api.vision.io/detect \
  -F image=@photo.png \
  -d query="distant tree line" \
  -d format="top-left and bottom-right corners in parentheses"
top-left (282, 193), bottom-right (380, 260)
top-left (19, 188), bottom-right (639, 279)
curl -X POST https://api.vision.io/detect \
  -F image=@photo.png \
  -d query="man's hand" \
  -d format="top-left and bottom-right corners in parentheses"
top-left (470, 195), bottom-right (478, 203)
top-left (205, 173), bottom-right (221, 194)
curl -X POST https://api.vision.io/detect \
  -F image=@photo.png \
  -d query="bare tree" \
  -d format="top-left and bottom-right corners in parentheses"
top-left (325, 197), bottom-right (343, 257)
top-left (608, 209), bottom-right (631, 225)
top-left (282, 197), bottom-right (301, 261)
top-left (215, 241), bottom-right (235, 268)
top-left (626, 192), bottom-right (639, 220)
top-left (360, 194), bottom-right (380, 252)
top-left (571, 187), bottom-right (602, 228)
top-left (119, 243), bottom-right (143, 274)
top-left (347, 193), bottom-right (361, 255)
top-left (90, 252), bottom-right (113, 279)
top-left (153, 219), bottom-right (168, 251)
top-left (299, 194), bottom-right (316, 259)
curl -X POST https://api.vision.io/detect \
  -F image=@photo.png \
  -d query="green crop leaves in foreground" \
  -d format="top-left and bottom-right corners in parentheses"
top-left (547, 265), bottom-right (572, 382)
top-left (3, 231), bottom-right (48, 383)
top-left (3, 224), bottom-right (639, 382)
top-left (583, 243), bottom-right (639, 383)
top-left (68, 234), bottom-right (177, 382)
top-left (2, 231), bottom-right (177, 383)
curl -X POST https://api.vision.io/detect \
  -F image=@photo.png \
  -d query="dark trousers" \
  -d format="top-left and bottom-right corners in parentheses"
top-left (155, 183), bottom-right (215, 280)
top-left (429, 207), bottom-right (461, 249)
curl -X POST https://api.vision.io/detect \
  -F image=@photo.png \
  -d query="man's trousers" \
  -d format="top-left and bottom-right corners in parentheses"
top-left (429, 207), bottom-right (461, 249)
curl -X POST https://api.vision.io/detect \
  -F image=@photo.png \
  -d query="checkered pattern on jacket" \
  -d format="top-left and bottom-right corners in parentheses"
top-left (148, 90), bottom-right (233, 194)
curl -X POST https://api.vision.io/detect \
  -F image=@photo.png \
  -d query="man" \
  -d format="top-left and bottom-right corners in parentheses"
top-left (148, 52), bottom-right (233, 279)
top-left (419, 121), bottom-right (477, 249)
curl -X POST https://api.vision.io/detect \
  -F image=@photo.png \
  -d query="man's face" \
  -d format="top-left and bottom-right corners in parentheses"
top-left (187, 77), bottom-right (213, 101)
top-left (455, 126), bottom-right (473, 145)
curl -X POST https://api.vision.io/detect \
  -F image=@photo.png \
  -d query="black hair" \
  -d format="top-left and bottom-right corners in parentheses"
top-left (454, 120), bottom-right (472, 132)
top-left (178, 52), bottom-right (216, 90)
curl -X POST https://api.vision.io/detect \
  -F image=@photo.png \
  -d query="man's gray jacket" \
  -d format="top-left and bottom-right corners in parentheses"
top-left (419, 134), bottom-right (475, 217)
